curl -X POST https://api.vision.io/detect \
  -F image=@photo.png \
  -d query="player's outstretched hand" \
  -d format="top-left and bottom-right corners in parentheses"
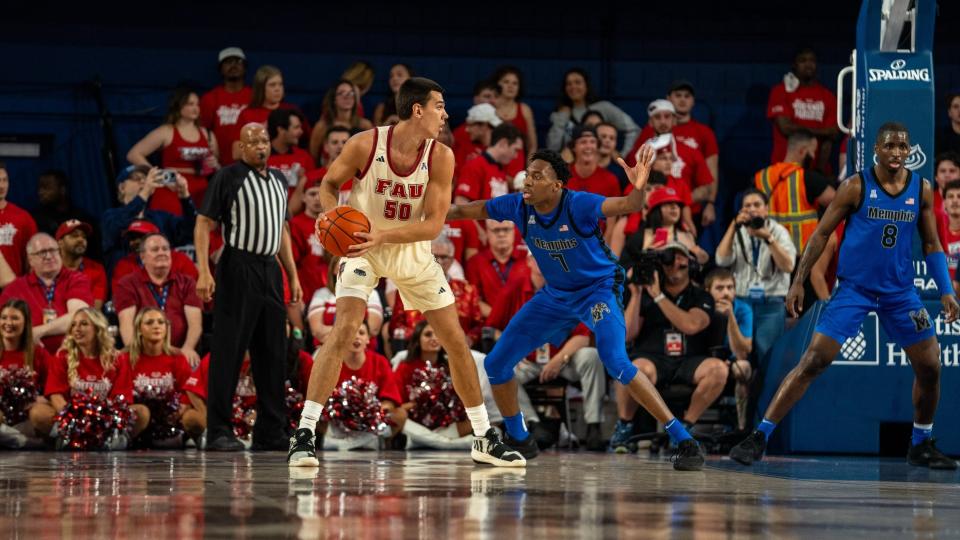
top-left (785, 282), bottom-right (804, 318)
top-left (348, 229), bottom-right (384, 258)
top-left (617, 143), bottom-right (655, 192)
top-left (942, 294), bottom-right (960, 323)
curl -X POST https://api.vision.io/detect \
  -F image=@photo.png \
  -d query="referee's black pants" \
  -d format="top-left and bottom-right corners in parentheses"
top-left (207, 247), bottom-right (288, 443)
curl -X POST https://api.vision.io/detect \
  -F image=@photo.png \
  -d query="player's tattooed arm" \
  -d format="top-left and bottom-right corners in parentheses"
top-left (786, 174), bottom-right (861, 316)
top-left (446, 200), bottom-right (489, 221)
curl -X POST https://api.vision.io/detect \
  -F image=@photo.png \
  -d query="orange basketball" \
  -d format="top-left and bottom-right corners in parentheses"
top-left (315, 206), bottom-right (371, 257)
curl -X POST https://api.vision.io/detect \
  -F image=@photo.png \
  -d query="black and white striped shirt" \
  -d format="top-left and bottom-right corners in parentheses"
top-left (200, 161), bottom-right (289, 256)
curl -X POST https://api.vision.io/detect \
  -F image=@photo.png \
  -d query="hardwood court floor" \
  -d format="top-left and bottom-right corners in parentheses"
top-left (1, 449), bottom-right (959, 539)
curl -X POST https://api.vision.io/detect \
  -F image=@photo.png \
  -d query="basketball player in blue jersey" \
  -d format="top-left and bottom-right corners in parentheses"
top-left (730, 122), bottom-right (960, 469)
top-left (447, 146), bottom-right (706, 471)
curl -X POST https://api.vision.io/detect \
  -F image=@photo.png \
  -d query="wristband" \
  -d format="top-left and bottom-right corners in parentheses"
top-left (653, 293), bottom-right (666, 304)
top-left (926, 252), bottom-right (955, 296)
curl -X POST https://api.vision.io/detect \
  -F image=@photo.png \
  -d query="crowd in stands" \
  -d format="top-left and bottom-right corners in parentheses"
top-left (2, 44), bottom-right (960, 453)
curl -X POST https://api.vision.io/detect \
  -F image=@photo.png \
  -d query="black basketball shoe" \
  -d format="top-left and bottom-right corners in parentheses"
top-left (908, 438), bottom-right (958, 470)
top-left (671, 439), bottom-right (705, 471)
top-left (729, 430), bottom-right (767, 466)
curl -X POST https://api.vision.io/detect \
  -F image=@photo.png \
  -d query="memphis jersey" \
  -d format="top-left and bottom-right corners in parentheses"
top-left (349, 125), bottom-right (434, 235)
top-left (486, 189), bottom-right (621, 292)
top-left (836, 167), bottom-right (923, 294)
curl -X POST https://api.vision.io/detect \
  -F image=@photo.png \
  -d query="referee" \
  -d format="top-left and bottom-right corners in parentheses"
top-left (195, 123), bottom-right (303, 451)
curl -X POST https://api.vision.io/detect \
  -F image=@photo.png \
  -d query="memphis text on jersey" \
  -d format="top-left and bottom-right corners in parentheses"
top-left (866, 206), bottom-right (916, 223)
top-left (374, 179), bottom-right (424, 221)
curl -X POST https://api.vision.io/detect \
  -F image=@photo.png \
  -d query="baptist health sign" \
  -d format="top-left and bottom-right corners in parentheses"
top-left (834, 310), bottom-right (960, 367)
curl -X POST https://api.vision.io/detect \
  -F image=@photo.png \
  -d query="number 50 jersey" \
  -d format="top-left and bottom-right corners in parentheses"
top-left (836, 167), bottom-right (923, 295)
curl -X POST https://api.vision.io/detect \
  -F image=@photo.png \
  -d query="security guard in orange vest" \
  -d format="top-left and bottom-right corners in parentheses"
top-left (754, 130), bottom-right (836, 253)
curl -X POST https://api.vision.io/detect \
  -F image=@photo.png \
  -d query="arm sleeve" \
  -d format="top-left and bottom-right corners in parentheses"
top-left (484, 193), bottom-right (523, 224)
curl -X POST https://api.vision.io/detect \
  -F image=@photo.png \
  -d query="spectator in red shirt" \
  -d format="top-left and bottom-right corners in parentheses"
top-left (0, 233), bottom-right (92, 354)
top-left (767, 47), bottom-right (838, 175)
top-left (307, 258), bottom-right (382, 347)
top-left (200, 47), bottom-right (251, 167)
top-left (442, 219), bottom-right (481, 265)
top-left (373, 63), bottom-right (413, 127)
top-left (234, 65), bottom-right (311, 161)
top-left (487, 255), bottom-right (607, 451)
top-left (31, 308), bottom-right (137, 447)
top-left (455, 123), bottom-right (524, 204)
top-left (633, 99), bottom-right (716, 226)
top-left (492, 66), bottom-right (538, 159)
top-left (0, 162), bottom-right (38, 277)
top-left (0, 299), bottom-right (54, 446)
top-left (453, 80), bottom-right (500, 169)
top-left (114, 233), bottom-right (202, 367)
top-left (289, 178), bottom-right (330, 308)
top-left (55, 220), bottom-right (107, 310)
top-left (454, 103), bottom-right (501, 172)
top-left (267, 108), bottom-right (313, 212)
top-left (389, 235), bottom-right (484, 351)
top-left (938, 180), bottom-right (960, 290)
top-left (466, 220), bottom-right (529, 318)
top-left (934, 152), bottom-right (960, 230)
top-left (127, 87), bottom-right (221, 210)
top-left (309, 79), bottom-right (374, 163)
top-left (596, 122), bottom-right (630, 192)
top-left (567, 125), bottom-right (622, 198)
top-left (122, 307), bottom-right (202, 444)
top-left (110, 219), bottom-right (199, 294)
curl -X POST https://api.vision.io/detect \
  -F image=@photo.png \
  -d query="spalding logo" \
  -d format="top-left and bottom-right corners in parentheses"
top-left (872, 144), bottom-right (927, 171)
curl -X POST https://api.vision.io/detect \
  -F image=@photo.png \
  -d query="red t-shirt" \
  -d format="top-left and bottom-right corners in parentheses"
top-left (442, 220), bottom-right (481, 264)
top-left (465, 247), bottom-right (530, 309)
top-left (767, 81), bottom-right (837, 171)
top-left (1, 347), bottom-right (53, 390)
top-left (199, 85), bottom-right (252, 167)
top-left (159, 126), bottom-right (213, 210)
top-left (235, 104), bottom-right (312, 149)
top-left (111, 251), bottom-right (198, 295)
top-left (337, 349), bottom-right (403, 406)
top-left (567, 164), bottom-right (622, 198)
top-left (0, 269), bottom-right (94, 353)
top-left (934, 189), bottom-right (949, 235)
top-left (45, 350), bottom-right (133, 403)
top-left (939, 220), bottom-right (960, 281)
top-left (112, 269), bottom-right (202, 348)
top-left (289, 212), bottom-right (330, 304)
top-left (124, 351), bottom-right (193, 397)
top-left (73, 257), bottom-right (107, 304)
top-left (456, 153), bottom-right (510, 201)
top-left (636, 120), bottom-right (719, 160)
top-left (268, 145), bottom-right (314, 196)
top-left (0, 202), bottom-right (38, 276)
top-left (453, 124), bottom-right (484, 173)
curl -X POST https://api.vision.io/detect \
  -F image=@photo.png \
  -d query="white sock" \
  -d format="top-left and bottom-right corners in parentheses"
top-left (465, 405), bottom-right (491, 436)
top-left (298, 400), bottom-right (324, 433)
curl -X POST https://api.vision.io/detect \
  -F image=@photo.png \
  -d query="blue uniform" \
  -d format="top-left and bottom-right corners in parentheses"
top-left (816, 168), bottom-right (935, 348)
top-left (483, 189), bottom-right (639, 385)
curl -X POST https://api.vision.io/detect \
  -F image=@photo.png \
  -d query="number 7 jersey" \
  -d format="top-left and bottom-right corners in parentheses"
top-left (836, 167), bottom-right (923, 295)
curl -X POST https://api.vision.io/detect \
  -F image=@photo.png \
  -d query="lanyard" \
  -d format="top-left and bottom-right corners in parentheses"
top-left (41, 279), bottom-right (57, 306)
top-left (751, 238), bottom-right (761, 268)
top-left (149, 282), bottom-right (172, 310)
top-left (491, 258), bottom-right (514, 284)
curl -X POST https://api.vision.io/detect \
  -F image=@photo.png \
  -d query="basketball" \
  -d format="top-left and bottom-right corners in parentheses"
top-left (315, 206), bottom-right (371, 257)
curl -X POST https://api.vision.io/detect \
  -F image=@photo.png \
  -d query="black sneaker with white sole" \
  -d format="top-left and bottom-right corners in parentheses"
top-left (908, 438), bottom-right (958, 470)
top-left (671, 439), bottom-right (705, 471)
top-left (503, 432), bottom-right (539, 460)
top-left (287, 428), bottom-right (320, 467)
top-left (472, 428), bottom-right (526, 467)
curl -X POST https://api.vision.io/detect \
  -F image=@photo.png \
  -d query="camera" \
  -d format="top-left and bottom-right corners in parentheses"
top-left (630, 250), bottom-right (670, 286)
top-left (160, 169), bottom-right (177, 185)
top-left (745, 216), bottom-right (766, 229)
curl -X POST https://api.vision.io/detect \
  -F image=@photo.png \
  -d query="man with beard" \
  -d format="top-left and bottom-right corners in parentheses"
top-left (56, 220), bottom-right (107, 310)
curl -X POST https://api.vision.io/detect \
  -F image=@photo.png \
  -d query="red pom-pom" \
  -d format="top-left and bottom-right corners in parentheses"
top-left (321, 377), bottom-right (389, 436)
top-left (0, 367), bottom-right (39, 426)
top-left (231, 396), bottom-right (256, 440)
top-left (286, 383), bottom-right (305, 433)
top-left (53, 389), bottom-right (134, 450)
top-left (134, 385), bottom-right (184, 444)
top-left (407, 362), bottom-right (466, 430)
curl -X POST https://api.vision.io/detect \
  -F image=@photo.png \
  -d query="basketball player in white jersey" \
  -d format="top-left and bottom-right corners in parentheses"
top-left (288, 77), bottom-right (525, 467)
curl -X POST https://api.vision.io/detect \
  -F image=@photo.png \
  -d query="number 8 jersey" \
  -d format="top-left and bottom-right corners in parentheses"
top-left (836, 167), bottom-right (923, 295)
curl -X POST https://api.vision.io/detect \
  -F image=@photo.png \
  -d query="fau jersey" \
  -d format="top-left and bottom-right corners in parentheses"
top-left (837, 167), bottom-right (924, 295)
top-left (485, 189), bottom-right (622, 293)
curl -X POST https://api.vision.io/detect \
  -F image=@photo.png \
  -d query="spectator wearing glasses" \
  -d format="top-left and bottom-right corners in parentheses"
top-left (309, 79), bottom-right (373, 163)
top-left (465, 220), bottom-right (529, 318)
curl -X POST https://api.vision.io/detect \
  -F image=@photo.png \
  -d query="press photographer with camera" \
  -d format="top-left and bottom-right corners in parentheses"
top-left (610, 242), bottom-right (726, 452)
top-left (715, 188), bottom-right (796, 367)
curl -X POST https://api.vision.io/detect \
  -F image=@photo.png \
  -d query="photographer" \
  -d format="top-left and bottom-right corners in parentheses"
top-left (715, 189), bottom-right (796, 367)
top-left (611, 242), bottom-right (726, 452)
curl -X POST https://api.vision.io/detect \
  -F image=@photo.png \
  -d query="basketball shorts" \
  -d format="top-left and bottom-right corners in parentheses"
top-left (815, 281), bottom-right (936, 349)
top-left (335, 243), bottom-right (455, 313)
top-left (484, 281), bottom-right (639, 385)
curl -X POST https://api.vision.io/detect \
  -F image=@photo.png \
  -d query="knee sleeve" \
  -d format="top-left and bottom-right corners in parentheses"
top-left (483, 346), bottom-right (519, 385)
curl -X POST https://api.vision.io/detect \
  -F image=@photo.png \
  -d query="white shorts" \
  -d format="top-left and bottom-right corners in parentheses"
top-left (335, 242), bottom-right (455, 313)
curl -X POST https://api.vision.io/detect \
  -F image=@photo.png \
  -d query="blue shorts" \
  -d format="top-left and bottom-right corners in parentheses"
top-left (484, 282), bottom-right (639, 385)
top-left (815, 281), bottom-right (935, 348)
